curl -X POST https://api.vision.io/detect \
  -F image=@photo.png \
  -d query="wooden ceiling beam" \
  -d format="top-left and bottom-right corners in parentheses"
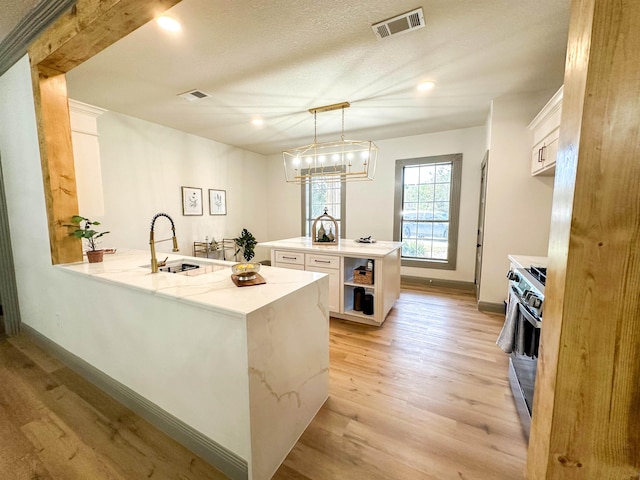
top-left (29, 0), bottom-right (181, 73)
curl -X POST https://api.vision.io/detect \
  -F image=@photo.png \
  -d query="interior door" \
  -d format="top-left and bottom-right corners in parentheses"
top-left (474, 151), bottom-right (489, 301)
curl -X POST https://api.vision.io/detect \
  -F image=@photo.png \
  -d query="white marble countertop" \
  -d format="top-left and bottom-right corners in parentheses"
top-left (57, 249), bottom-right (325, 318)
top-left (260, 237), bottom-right (403, 257)
top-left (508, 254), bottom-right (548, 269)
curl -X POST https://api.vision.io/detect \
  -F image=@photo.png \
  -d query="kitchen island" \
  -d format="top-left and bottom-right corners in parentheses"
top-left (260, 237), bottom-right (403, 326)
top-left (47, 249), bottom-right (329, 480)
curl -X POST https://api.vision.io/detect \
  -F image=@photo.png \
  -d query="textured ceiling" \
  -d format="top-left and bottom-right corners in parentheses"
top-left (63, 0), bottom-right (571, 156)
top-left (0, 0), bottom-right (41, 44)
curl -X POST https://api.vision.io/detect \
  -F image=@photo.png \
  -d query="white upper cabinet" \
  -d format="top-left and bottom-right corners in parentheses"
top-left (528, 86), bottom-right (563, 176)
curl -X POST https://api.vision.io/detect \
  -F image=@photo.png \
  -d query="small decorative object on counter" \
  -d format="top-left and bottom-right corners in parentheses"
top-left (355, 236), bottom-right (376, 243)
top-left (234, 228), bottom-right (257, 261)
top-left (311, 208), bottom-right (339, 245)
top-left (66, 215), bottom-right (110, 263)
top-left (231, 261), bottom-right (261, 281)
top-left (230, 261), bottom-right (266, 287)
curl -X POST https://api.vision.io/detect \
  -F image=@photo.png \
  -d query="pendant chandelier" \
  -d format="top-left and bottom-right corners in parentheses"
top-left (282, 102), bottom-right (377, 184)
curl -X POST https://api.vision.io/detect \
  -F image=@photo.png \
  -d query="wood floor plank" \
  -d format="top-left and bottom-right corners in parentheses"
top-left (0, 351), bottom-right (54, 428)
top-left (43, 384), bottom-right (228, 480)
top-left (50, 367), bottom-right (228, 480)
top-left (0, 402), bottom-right (54, 480)
top-left (43, 384), bottom-right (180, 479)
top-left (7, 335), bottom-right (64, 373)
top-left (21, 411), bottom-right (128, 480)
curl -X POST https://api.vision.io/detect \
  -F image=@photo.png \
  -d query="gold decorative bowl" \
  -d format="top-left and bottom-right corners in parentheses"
top-left (231, 261), bottom-right (261, 281)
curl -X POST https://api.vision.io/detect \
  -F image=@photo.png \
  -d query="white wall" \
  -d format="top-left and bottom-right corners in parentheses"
top-left (480, 92), bottom-right (556, 305)
top-left (94, 111), bottom-right (268, 260)
top-left (0, 56), bottom-right (55, 313)
top-left (265, 126), bottom-right (487, 283)
top-left (0, 56), bottom-right (101, 355)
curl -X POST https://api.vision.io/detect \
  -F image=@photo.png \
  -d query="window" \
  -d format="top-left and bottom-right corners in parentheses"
top-left (301, 175), bottom-right (346, 238)
top-left (393, 154), bottom-right (462, 269)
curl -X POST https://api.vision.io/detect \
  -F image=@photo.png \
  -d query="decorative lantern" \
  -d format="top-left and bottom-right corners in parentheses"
top-left (311, 208), bottom-right (339, 245)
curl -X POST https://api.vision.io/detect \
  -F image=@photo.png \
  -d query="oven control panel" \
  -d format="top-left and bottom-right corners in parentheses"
top-left (507, 267), bottom-right (544, 320)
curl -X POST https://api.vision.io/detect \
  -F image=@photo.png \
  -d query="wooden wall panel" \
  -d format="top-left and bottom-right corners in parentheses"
top-left (527, 0), bottom-right (640, 478)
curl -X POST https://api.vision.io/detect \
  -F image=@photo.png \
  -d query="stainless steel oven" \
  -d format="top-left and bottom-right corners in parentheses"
top-left (497, 266), bottom-right (545, 438)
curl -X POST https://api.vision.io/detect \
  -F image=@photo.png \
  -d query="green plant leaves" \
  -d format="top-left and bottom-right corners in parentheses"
top-left (234, 228), bottom-right (257, 261)
top-left (67, 215), bottom-right (109, 251)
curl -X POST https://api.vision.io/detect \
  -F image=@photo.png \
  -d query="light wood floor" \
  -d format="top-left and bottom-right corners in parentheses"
top-left (0, 285), bottom-right (527, 479)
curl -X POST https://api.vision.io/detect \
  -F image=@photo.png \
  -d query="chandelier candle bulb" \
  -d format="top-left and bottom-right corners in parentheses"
top-left (283, 102), bottom-right (377, 184)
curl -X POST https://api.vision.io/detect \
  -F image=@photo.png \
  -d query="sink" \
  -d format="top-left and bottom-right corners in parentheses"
top-left (140, 258), bottom-right (228, 276)
top-left (159, 262), bottom-right (201, 273)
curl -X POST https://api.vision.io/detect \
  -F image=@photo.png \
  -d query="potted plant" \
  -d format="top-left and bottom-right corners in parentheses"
top-left (234, 228), bottom-right (257, 261)
top-left (67, 215), bottom-right (110, 263)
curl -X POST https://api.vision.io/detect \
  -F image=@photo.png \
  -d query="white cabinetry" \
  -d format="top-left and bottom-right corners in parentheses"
top-left (267, 239), bottom-right (402, 326)
top-left (274, 250), bottom-right (305, 270)
top-left (69, 99), bottom-right (107, 216)
top-left (305, 254), bottom-right (340, 312)
top-left (274, 250), bottom-right (340, 313)
top-left (528, 86), bottom-right (563, 176)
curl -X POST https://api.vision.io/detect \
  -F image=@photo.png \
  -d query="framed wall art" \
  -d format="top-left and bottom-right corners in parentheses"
top-left (209, 189), bottom-right (227, 215)
top-left (181, 186), bottom-right (203, 216)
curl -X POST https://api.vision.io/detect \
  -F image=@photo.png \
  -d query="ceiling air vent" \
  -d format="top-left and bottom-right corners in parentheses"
top-left (372, 8), bottom-right (425, 40)
top-left (177, 89), bottom-right (211, 102)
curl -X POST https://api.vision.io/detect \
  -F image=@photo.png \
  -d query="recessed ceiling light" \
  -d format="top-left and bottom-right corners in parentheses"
top-left (156, 15), bottom-right (181, 32)
top-left (251, 118), bottom-right (264, 127)
top-left (417, 81), bottom-right (436, 91)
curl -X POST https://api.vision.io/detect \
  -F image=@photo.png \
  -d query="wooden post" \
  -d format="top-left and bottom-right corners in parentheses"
top-left (527, 0), bottom-right (640, 478)
top-left (27, 0), bottom-right (181, 264)
top-left (30, 64), bottom-right (81, 264)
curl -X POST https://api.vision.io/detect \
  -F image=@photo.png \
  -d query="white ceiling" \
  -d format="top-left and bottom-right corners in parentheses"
top-left (0, 0), bottom-right (41, 43)
top-left (64, 0), bottom-right (571, 156)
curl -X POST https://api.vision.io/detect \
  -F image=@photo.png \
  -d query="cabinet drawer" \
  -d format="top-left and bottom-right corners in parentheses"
top-left (275, 263), bottom-right (305, 271)
top-left (306, 254), bottom-right (340, 270)
top-left (274, 250), bottom-right (305, 265)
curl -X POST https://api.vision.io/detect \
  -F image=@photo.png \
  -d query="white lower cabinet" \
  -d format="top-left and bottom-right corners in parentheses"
top-left (305, 265), bottom-right (340, 312)
top-left (274, 250), bottom-right (340, 311)
top-left (304, 255), bottom-right (340, 311)
top-left (271, 246), bottom-right (401, 326)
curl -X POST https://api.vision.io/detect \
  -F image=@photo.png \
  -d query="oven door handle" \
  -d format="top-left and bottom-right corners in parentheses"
top-left (518, 303), bottom-right (542, 329)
